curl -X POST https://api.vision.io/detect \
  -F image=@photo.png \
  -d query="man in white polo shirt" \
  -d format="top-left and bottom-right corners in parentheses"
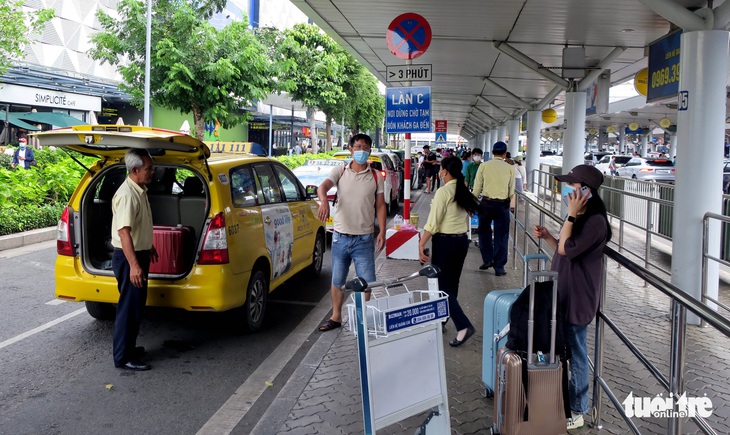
top-left (315, 133), bottom-right (387, 331)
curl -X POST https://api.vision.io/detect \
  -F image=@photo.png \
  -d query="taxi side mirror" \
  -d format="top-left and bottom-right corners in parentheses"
top-left (305, 185), bottom-right (317, 198)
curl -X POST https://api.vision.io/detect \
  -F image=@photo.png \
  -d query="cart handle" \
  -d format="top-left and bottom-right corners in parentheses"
top-left (343, 265), bottom-right (441, 292)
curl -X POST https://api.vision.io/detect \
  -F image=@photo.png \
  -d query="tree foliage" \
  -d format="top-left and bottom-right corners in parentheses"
top-left (0, 0), bottom-right (54, 76)
top-left (89, 0), bottom-right (275, 141)
top-left (343, 64), bottom-right (384, 135)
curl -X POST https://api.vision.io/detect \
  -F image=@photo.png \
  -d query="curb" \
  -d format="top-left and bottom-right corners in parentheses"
top-left (0, 227), bottom-right (56, 251)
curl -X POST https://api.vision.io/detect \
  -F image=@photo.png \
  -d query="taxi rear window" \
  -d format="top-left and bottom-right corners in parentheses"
top-left (647, 159), bottom-right (674, 167)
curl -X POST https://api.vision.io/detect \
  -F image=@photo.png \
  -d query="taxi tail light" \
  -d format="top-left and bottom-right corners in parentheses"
top-left (57, 206), bottom-right (74, 256)
top-left (380, 170), bottom-right (386, 178)
top-left (671, 168), bottom-right (676, 172)
top-left (198, 212), bottom-right (229, 264)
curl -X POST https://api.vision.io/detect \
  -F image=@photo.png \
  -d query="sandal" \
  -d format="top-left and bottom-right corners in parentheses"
top-left (318, 319), bottom-right (342, 332)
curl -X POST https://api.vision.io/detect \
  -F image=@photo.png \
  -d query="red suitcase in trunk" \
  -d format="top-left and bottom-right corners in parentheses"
top-left (149, 225), bottom-right (193, 274)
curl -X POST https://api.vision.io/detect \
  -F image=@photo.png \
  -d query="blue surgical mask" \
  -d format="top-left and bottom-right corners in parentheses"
top-left (353, 150), bottom-right (369, 164)
top-left (561, 184), bottom-right (576, 198)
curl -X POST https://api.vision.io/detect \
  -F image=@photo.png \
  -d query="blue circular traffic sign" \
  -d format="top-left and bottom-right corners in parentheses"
top-left (386, 13), bottom-right (432, 60)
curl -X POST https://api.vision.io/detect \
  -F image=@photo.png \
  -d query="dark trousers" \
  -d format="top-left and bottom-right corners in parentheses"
top-left (477, 198), bottom-right (511, 270)
top-left (112, 249), bottom-right (150, 366)
top-left (431, 234), bottom-right (473, 331)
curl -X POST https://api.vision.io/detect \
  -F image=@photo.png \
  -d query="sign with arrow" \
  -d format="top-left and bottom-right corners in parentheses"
top-left (386, 64), bottom-right (432, 82)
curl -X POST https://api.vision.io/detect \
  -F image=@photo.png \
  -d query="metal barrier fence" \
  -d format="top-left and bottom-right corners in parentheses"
top-left (511, 193), bottom-right (730, 435)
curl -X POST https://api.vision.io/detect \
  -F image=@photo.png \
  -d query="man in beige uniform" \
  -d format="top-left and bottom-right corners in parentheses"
top-left (111, 148), bottom-right (158, 370)
top-left (472, 141), bottom-right (514, 276)
top-left (315, 133), bottom-right (387, 331)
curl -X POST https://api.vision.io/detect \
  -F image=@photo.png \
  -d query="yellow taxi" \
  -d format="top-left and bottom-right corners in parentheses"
top-left (35, 125), bottom-right (326, 332)
top-left (332, 151), bottom-right (401, 215)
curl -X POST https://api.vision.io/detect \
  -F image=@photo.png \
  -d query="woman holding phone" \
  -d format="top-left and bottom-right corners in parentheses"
top-left (532, 164), bottom-right (611, 430)
top-left (419, 155), bottom-right (480, 346)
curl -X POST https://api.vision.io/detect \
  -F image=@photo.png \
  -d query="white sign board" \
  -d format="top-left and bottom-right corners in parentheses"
top-left (0, 83), bottom-right (101, 111)
top-left (386, 64), bottom-right (432, 82)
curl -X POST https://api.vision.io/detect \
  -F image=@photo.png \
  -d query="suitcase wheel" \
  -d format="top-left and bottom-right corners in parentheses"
top-left (484, 387), bottom-right (493, 398)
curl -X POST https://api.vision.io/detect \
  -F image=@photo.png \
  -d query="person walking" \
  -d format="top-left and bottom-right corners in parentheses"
top-left (422, 145), bottom-right (437, 193)
top-left (10, 137), bottom-right (35, 169)
top-left (419, 155), bottom-right (480, 346)
top-left (465, 148), bottom-right (483, 190)
top-left (315, 133), bottom-right (387, 332)
top-left (111, 148), bottom-right (158, 371)
top-left (472, 141), bottom-right (514, 276)
top-left (532, 164), bottom-right (611, 430)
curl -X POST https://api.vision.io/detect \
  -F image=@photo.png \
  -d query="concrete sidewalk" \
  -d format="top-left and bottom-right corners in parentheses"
top-left (250, 190), bottom-right (730, 435)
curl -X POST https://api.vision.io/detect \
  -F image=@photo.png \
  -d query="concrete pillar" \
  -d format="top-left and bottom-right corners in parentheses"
top-left (619, 128), bottom-right (626, 154)
top-left (490, 129), bottom-right (498, 147)
top-left (526, 110), bottom-right (541, 192)
top-left (498, 124), bottom-right (507, 144)
top-left (669, 133), bottom-right (677, 160)
top-left (640, 134), bottom-right (649, 158)
top-left (482, 131), bottom-right (488, 151)
top-left (672, 30), bottom-right (729, 325)
top-left (563, 91), bottom-right (587, 175)
top-left (508, 118), bottom-right (520, 157)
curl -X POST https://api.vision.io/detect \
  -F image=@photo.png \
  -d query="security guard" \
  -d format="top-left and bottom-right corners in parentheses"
top-left (472, 141), bottom-right (514, 276)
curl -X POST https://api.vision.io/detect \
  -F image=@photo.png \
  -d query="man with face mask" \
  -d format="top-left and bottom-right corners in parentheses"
top-left (11, 137), bottom-right (35, 169)
top-left (315, 133), bottom-right (387, 332)
top-left (464, 148), bottom-right (483, 190)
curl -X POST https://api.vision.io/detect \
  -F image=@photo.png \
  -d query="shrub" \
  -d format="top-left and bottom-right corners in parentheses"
top-left (0, 202), bottom-right (65, 236)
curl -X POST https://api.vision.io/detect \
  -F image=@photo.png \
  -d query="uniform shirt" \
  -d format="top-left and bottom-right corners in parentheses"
top-left (424, 180), bottom-right (468, 235)
top-left (327, 161), bottom-right (384, 235)
top-left (465, 161), bottom-right (481, 189)
top-left (550, 214), bottom-right (608, 325)
top-left (111, 177), bottom-right (154, 250)
top-left (472, 157), bottom-right (515, 200)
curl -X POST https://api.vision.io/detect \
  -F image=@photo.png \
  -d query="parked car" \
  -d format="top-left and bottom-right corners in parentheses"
top-left (291, 159), bottom-right (345, 232)
top-left (584, 151), bottom-right (613, 166)
top-left (332, 151), bottom-right (401, 214)
top-left (617, 157), bottom-right (676, 183)
top-left (595, 155), bottom-right (632, 175)
top-left (36, 125), bottom-right (326, 331)
top-left (390, 149), bottom-right (418, 189)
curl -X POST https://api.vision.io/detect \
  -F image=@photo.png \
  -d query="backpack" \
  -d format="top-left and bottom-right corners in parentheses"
top-left (505, 280), bottom-right (567, 356)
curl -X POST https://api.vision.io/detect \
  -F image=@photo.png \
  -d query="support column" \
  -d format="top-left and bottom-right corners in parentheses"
top-left (619, 127), bottom-right (627, 154)
top-left (526, 110), bottom-right (541, 192)
top-left (482, 130), bottom-right (488, 150)
top-left (669, 133), bottom-right (678, 160)
top-left (563, 91), bottom-right (587, 175)
top-left (640, 134), bottom-right (649, 158)
top-left (498, 124), bottom-right (507, 144)
top-left (507, 118), bottom-right (520, 157)
top-left (672, 30), bottom-right (729, 325)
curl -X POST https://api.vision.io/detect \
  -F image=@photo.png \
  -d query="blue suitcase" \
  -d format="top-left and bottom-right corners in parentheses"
top-left (481, 254), bottom-right (549, 397)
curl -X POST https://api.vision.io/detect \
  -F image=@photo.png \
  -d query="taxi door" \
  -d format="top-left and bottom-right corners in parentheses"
top-left (271, 163), bottom-right (315, 269)
top-left (226, 164), bottom-right (266, 276)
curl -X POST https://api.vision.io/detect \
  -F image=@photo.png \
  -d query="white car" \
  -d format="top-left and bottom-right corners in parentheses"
top-left (291, 159), bottom-right (345, 232)
top-left (617, 157), bottom-right (676, 183)
top-left (595, 155), bottom-right (632, 175)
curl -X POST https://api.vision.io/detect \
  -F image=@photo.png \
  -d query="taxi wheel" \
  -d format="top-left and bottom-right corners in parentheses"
top-left (85, 301), bottom-right (116, 321)
top-left (308, 232), bottom-right (325, 277)
top-left (244, 270), bottom-right (268, 332)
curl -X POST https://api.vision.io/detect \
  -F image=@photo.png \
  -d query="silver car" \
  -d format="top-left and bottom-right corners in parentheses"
top-left (617, 157), bottom-right (675, 183)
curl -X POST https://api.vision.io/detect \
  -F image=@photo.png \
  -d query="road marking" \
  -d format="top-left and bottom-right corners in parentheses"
top-left (197, 293), bottom-right (332, 435)
top-left (45, 299), bottom-right (66, 306)
top-left (0, 308), bottom-right (86, 350)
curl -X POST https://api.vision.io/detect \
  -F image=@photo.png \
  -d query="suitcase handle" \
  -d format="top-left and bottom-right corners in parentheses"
top-left (526, 270), bottom-right (559, 367)
top-left (522, 253), bottom-right (549, 288)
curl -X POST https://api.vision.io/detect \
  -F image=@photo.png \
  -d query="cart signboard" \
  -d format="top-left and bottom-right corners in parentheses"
top-left (385, 299), bottom-right (449, 333)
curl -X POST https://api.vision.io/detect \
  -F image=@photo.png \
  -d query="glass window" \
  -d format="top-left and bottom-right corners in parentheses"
top-left (273, 164), bottom-right (303, 202)
top-left (599, 155), bottom-right (611, 164)
top-left (253, 164), bottom-right (282, 204)
top-left (230, 165), bottom-right (259, 207)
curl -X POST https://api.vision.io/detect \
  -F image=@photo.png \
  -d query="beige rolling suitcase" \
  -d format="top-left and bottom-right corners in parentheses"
top-left (492, 271), bottom-right (568, 435)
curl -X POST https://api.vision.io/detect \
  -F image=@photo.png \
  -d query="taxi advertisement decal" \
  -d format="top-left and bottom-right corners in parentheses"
top-left (264, 205), bottom-right (294, 279)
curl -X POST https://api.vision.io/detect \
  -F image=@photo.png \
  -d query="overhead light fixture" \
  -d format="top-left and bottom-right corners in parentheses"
top-left (621, 28), bottom-right (634, 33)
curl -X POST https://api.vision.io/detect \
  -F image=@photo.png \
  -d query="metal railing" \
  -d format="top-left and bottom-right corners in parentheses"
top-left (510, 193), bottom-right (730, 435)
top-left (701, 212), bottom-right (730, 315)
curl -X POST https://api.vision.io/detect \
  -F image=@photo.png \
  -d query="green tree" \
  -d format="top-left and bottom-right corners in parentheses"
top-left (343, 65), bottom-right (384, 137)
top-left (276, 24), bottom-right (348, 152)
top-left (0, 0), bottom-right (54, 76)
top-left (89, 0), bottom-right (275, 141)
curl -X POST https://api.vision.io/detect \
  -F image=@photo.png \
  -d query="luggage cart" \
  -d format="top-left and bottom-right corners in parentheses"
top-left (345, 265), bottom-right (451, 434)
top-left (468, 214), bottom-right (479, 247)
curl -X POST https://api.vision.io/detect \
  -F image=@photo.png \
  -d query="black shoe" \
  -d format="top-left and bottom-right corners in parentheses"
top-left (478, 262), bottom-right (494, 271)
top-left (120, 360), bottom-right (151, 371)
top-left (449, 327), bottom-right (476, 347)
top-left (495, 269), bottom-right (507, 276)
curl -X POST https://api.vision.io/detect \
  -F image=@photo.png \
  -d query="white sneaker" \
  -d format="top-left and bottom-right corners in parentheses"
top-left (567, 412), bottom-right (584, 430)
